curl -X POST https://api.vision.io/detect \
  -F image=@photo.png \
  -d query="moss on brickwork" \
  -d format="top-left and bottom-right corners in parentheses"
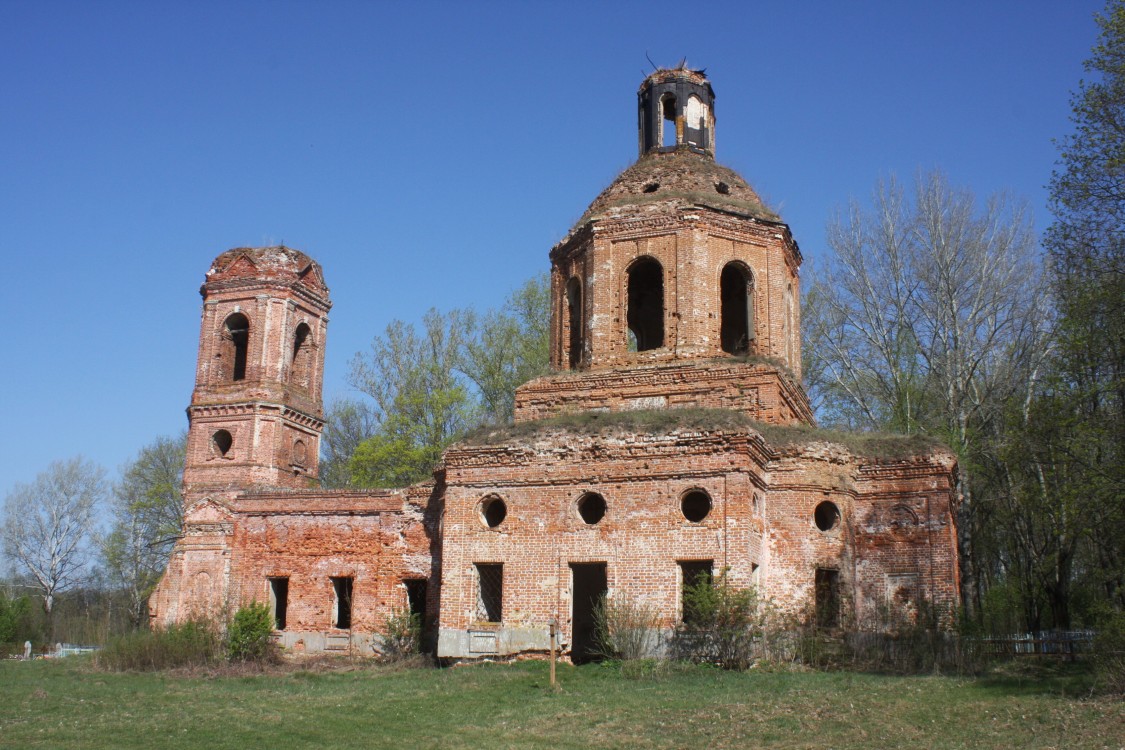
top-left (750, 422), bottom-right (949, 460)
top-left (576, 149), bottom-right (782, 228)
top-left (463, 408), bottom-right (948, 460)
top-left (463, 407), bottom-right (755, 444)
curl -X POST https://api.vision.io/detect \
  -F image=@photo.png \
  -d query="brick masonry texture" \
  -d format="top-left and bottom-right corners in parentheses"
top-left (151, 67), bottom-right (960, 659)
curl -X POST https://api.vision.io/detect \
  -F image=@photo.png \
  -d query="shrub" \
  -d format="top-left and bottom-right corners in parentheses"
top-left (379, 607), bottom-right (422, 662)
top-left (226, 602), bottom-right (277, 663)
top-left (97, 618), bottom-right (221, 671)
top-left (0, 592), bottom-right (35, 645)
top-left (672, 572), bottom-right (759, 670)
top-left (593, 594), bottom-right (663, 662)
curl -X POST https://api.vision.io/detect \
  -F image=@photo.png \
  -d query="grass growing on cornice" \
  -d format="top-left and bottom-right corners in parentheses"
top-left (461, 407), bottom-right (948, 460)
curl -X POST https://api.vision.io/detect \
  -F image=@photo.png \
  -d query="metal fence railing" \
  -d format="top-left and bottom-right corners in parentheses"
top-left (976, 630), bottom-right (1095, 658)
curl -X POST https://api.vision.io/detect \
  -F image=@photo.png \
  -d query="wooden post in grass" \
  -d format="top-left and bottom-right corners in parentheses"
top-left (549, 618), bottom-right (557, 688)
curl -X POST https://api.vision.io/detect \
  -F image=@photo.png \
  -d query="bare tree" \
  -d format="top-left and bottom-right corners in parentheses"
top-left (2, 457), bottom-right (105, 641)
top-left (804, 171), bottom-right (1050, 616)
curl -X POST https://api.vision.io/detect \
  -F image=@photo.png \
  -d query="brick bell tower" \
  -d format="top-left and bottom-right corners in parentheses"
top-left (182, 246), bottom-right (332, 502)
top-left (514, 65), bottom-right (812, 425)
top-left (151, 246), bottom-right (331, 624)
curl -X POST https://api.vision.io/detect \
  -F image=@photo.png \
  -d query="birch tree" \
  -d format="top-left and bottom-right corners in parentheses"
top-left (2, 457), bottom-right (105, 641)
top-left (804, 171), bottom-right (1050, 616)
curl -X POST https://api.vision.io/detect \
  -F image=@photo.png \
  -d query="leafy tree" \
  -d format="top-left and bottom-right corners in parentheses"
top-left (347, 309), bottom-right (477, 487)
top-left (1041, 0), bottom-right (1125, 614)
top-left (319, 397), bottom-right (378, 488)
top-left (459, 274), bottom-right (551, 424)
top-left (803, 171), bottom-right (1049, 618)
top-left (340, 275), bottom-right (550, 488)
top-left (101, 434), bottom-right (186, 628)
top-left (1, 457), bottom-right (105, 642)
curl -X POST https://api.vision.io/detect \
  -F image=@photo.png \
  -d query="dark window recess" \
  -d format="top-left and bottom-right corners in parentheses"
top-left (720, 263), bottom-right (754, 354)
top-left (681, 490), bottom-right (712, 523)
top-left (212, 429), bottom-right (233, 457)
top-left (290, 322), bottom-right (311, 388)
top-left (627, 258), bottom-right (665, 352)
top-left (222, 313), bottom-right (250, 382)
top-left (815, 568), bottom-right (841, 628)
top-left (268, 577), bottom-right (289, 630)
top-left (331, 576), bottom-right (353, 629)
top-left (577, 492), bottom-right (607, 525)
top-left (475, 564), bottom-right (503, 623)
top-left (567, 277), bottom-right (583, 370)
top-left (481, 496), bottom-right (507, 528)
top-left (814, 501), bottom-right (841, 532)
top-left (404, 579), bottom-right (427, 622)
top-left (680, 560), bottom-right (714, 625)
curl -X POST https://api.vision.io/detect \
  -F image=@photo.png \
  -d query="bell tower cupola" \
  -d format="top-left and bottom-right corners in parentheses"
top-left (639, 64), bottom-right (715, 156)
top-left (182, 246), bottom-right (332, 500)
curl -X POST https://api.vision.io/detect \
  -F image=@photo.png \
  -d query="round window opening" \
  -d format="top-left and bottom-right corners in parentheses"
top-left (481, 496), bottom-right (507, 528)
top-left (814, 501), bottom-right (841, 532)
top-left (577, 492), bottom-right (607, 525)
top-left (681, 490), bottom-right (712, 523)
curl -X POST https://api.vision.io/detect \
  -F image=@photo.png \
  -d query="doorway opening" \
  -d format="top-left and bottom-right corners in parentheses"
top-left (570, 563), bottom-right (608, 664)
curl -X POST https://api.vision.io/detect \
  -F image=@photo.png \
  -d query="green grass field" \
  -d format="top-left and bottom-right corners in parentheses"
top-left (0, 658), bottom-right (1120, 749)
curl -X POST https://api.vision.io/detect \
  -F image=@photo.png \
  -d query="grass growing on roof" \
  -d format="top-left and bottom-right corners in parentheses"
top-left (463, 407), bottom-right (948, 460)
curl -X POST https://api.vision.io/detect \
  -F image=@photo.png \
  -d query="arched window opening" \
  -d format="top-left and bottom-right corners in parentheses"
top-left (627, 258), bottom-right (664, 352)
top-left (292, 439), bottom-right (307, 467)
top-left (661, 93), bottom-right (678, 148)
top-left (685, 95), bottom-right (709, 148)
top-left (221, 313), bottom-right (250, 382)
top-left (212, 429), bottom-right (233, 458)
top-left (720, 263), bottom-right (755, 354)
top-left (566, 277), bottom-right (583, 370)
top-left (291, 322), bottom-right (312, 389)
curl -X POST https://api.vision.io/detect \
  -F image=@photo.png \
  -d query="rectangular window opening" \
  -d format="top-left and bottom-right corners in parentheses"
top-left (815, 568), bottom-right (840, 629)
top-left (268, 576), bottom-right (289, 631)
top-left (475, 563), bottom-right (503, 623)
top-left (679, 560), bottom-right (714, 625)
top-left (331, 576), bottom-right (353, 629)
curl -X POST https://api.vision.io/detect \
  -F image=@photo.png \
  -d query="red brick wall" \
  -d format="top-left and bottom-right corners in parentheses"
top-left (550, 212), bottom-right (802, 378)
top-left (435, 426), bottom-right (959, 658)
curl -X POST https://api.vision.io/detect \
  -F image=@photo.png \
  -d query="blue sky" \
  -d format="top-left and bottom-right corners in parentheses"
top-left (0, 0), bottom-right (1107, 494)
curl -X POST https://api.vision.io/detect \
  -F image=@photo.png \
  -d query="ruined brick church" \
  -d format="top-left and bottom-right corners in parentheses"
top-left (151, 67), bottom-right (960, 659)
